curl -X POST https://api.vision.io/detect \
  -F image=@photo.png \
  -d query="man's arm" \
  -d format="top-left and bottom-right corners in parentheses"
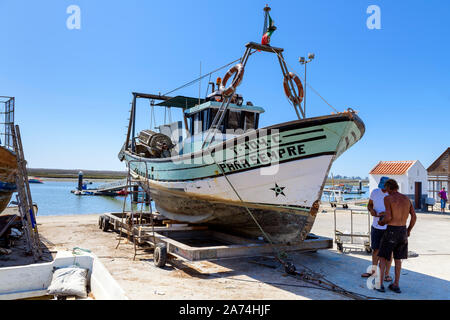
top-left (407, 201), bottom-right (417, 237)
top-left (368, 199), bottom-right (378, 217)
top-left (379, 196), bottom-right (392, 226)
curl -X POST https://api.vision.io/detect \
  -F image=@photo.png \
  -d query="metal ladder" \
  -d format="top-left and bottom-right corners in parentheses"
top-left (116, 160), bottom-right (156, 260)
top-left (11, 124), bottom-right (42, 261)
top-left (201, 95), bottom-right (233, 148)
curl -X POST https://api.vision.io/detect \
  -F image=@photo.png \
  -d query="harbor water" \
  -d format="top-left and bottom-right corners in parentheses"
top-left (15, 180), bottom-right (152, 216)
top-left (11, 180), bottom-right (369, 216)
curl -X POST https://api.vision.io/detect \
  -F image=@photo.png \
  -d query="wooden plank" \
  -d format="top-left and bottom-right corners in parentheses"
top-left (245, 41), bottom-right (284, 53)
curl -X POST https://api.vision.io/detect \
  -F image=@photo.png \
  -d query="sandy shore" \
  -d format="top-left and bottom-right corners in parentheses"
top-left (2, 205), bottom-right (450, 300)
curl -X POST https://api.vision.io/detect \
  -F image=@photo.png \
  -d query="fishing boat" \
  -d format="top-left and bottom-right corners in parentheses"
top-left (0, 97), bottom-right (17, 213)
top-left (118, 7), bottom-right (365, 244)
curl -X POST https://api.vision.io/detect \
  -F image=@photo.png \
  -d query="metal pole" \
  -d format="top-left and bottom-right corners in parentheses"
top-left (350, 210), bottom-right (353, 244)
top-left (263, 5), bottom-right (271, 36)
top-left (304, 62), bottom-right (307, 117)
top-left (131, 94), bottom-right (137, 152)
top-left (334, 209), bottom-right (337, 243)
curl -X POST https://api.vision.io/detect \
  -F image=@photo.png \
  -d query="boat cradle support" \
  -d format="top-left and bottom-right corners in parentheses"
top-left (100, 212), bottom-right (332, 266)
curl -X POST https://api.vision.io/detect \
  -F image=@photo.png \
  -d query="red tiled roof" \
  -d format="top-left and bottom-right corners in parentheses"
top-left (370, 161), bottom-right (416, 175)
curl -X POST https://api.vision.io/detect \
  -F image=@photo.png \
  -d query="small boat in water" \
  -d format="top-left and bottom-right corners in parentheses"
top-left (0, 96), bottom-right (17, 213)
top-left (28, 177), bottom-right (44, 184)
top-left (118, 8), bottom-right (365, 244)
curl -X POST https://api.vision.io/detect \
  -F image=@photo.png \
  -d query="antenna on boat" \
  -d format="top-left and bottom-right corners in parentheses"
top-left (198, 61), bottom-right (202, 106)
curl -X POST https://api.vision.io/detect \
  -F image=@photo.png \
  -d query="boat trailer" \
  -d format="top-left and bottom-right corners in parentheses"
top-left (98, 212), bottom-right (332, 268)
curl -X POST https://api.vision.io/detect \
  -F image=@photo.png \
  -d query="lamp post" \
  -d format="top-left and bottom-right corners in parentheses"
top-left (299, 53), bottom-right (315, 116)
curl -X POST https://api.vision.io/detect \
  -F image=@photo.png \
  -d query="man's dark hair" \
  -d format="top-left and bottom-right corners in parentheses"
top-left (385, 179), bottom-right (399, 191)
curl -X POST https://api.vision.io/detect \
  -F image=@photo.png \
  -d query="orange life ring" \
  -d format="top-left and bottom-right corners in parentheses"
top-left (220, 63), bottom-right (245, 97)
top-left (283, 72), bottom-right (304, 105)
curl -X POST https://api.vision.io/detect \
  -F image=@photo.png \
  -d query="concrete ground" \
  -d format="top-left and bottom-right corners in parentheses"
top-left (1, 205), bottom-right (449, 300)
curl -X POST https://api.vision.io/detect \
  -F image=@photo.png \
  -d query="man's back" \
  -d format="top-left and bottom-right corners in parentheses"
top-left (385, 192), bottom-right (411, 226)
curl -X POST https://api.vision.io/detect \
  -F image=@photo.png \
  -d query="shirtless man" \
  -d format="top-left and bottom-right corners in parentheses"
top-left (377, 179), bottom-right (417, 293)
top-left (361, 176), bottom-right (392, 282)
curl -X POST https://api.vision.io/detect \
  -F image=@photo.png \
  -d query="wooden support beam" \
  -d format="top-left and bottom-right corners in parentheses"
top-left (245, 42), bottom-right (284, 53)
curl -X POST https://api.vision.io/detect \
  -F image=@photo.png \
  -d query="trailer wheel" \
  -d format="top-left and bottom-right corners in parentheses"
top-left (154, 243), bottom-right (167, 268)
top-left (101, 217), bottom-right (110, 232)
top-left (98, 216), bottom-right (104, 229)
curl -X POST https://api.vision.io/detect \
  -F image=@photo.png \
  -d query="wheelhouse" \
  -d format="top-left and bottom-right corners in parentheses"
top-left (184, 101), bottom-right (265, 136)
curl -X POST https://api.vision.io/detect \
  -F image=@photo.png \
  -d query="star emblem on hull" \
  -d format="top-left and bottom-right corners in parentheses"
top-left (271, 183), bottom-right (286, 197)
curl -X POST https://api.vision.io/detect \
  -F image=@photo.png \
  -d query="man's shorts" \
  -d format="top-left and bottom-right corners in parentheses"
top-left (441, 199), bottom-right (447, 209)
top-left (378, 225), bottom-right (408, 260)
top-left (370, 226), bottom-right (385, 250)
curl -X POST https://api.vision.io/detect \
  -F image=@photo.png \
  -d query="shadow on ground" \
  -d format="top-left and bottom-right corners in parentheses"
top-left (170, 248), bottom-right (450, 300)
top-left (0, 231), bottom-right (54, 268)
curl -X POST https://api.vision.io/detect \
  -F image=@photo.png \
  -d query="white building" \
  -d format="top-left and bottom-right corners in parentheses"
top-left (369, 160), bottom-right (428, 208)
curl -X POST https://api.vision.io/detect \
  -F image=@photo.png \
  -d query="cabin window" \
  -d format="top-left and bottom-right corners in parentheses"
top-left (209, 108), bottom-right (225, 133)
top-left (188, 116), bottom-right (194, 135)
top-left (193, 113), bottom-right (202, 134)
top-left (228, 111), bottom-right (241, 130)
top-left (243, 112), bottom-right (256, 130)
top-left (202, 109), bottom-right (209, 132)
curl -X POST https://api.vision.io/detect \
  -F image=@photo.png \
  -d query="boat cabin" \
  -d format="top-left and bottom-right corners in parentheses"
top-left (184, 100), bottom-right (265, 136)
top-left (153, 94), bottom-right (265, 135)
top-left (124, 92), bottom-right (265, 157)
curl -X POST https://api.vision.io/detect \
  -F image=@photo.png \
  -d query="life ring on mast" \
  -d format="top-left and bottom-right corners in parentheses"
top-left (220, 63), bottom-right (245, 97)
top-left (283, 72), bottom-right (304, 105)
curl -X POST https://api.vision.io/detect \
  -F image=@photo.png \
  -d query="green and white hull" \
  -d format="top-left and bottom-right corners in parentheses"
top-left (120, 112), bottom-right (365, 244)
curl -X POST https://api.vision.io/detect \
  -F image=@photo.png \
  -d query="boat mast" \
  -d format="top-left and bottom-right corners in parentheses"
top-left (263, 4), bottom-right (271, 35)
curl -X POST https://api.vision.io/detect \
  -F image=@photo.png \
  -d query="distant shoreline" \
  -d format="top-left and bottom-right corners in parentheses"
top-left (27, 168), bottom-right (127, 180)
top-left (26, 168), bottom-right (368, 185)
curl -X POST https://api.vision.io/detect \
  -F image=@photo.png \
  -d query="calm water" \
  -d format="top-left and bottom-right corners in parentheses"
top-left (11, 180), bottom-right (369, 216)
top-left (20, 180), bottom-right (151, 216)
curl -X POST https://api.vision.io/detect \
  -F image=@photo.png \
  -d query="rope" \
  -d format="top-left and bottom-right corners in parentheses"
top-left (210, 142), bottom-right (379, 300)
top-left (162, 57), bottom-right (242, 97)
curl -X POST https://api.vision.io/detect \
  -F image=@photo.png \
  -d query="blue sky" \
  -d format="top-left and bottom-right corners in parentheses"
top-left (1, 0), bottom-right (449, 177)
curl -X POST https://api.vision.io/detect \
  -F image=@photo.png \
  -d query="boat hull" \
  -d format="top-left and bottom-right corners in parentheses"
top-left (0, 146), bottom-right (17, 213)
top-left (121, 112), bottom-right (365, 243)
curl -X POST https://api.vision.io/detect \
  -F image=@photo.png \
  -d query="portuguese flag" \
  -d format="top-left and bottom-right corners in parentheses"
top-left (261, 13), bottom-right (276, 45)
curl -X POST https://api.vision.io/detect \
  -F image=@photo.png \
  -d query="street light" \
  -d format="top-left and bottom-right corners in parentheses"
top-left (299, 53), bottom-right (315, 116)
